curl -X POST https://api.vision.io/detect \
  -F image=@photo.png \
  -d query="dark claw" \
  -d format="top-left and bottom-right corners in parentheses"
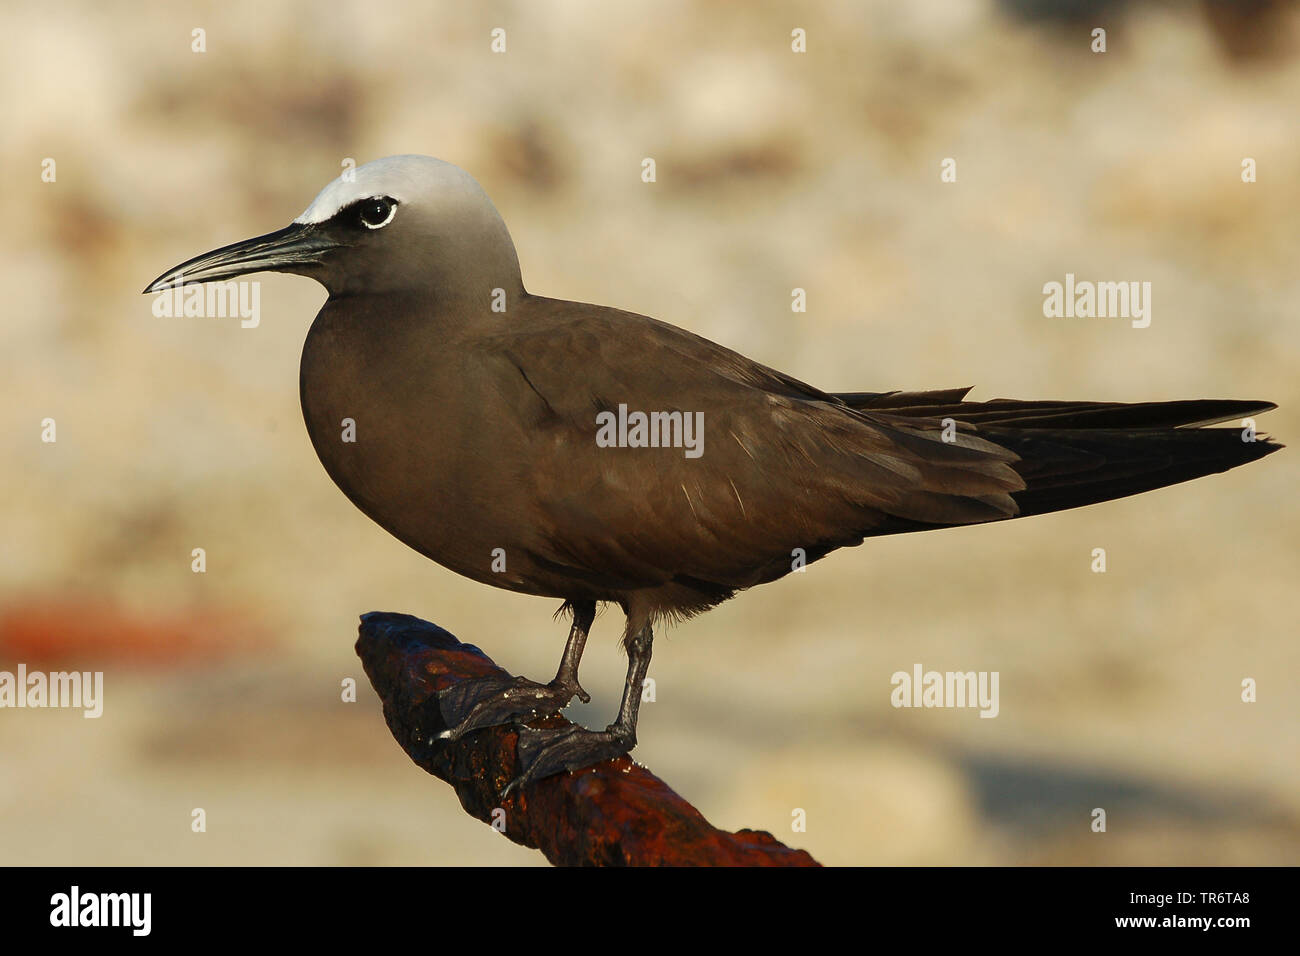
top-left (437, 675), bottom-right (585, 742)
top-left (501, 724), bottom-right (635, 796)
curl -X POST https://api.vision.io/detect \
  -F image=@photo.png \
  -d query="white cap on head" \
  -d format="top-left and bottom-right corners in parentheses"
top-left (294, 155), bottom-right (464, 225)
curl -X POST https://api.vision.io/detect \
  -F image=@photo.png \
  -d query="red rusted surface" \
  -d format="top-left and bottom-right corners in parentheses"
top-left (357, 611), bottom-right (820, 867)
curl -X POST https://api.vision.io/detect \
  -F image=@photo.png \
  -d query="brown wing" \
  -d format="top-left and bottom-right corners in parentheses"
top-left (475, 299), bottom-right (1025, 604)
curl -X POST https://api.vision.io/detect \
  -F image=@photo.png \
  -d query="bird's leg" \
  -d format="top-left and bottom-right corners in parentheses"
top-left (550, 601), bottom-right (593, 702)
top-left (437, 601), bottom-right (595, 741)
top-left (504, 620), bottom-right (654, 795)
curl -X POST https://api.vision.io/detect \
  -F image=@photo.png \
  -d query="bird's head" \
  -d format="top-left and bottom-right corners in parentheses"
top-left (144, 155), bottom-right (523, 302)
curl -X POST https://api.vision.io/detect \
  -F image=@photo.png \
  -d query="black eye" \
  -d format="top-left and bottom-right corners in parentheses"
top-left (356, 197), bottom-right (396, 229)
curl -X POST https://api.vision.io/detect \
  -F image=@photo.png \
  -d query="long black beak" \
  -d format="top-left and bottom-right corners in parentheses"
top-left (142, 222), bottom-right (339, 293)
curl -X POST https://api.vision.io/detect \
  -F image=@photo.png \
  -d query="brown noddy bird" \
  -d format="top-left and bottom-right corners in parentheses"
top-left (146, 155), bottom-right (1281, 791)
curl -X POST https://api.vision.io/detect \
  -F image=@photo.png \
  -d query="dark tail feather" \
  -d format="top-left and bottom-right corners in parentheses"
top-left (855, 389), bottom-right (1281, 529)
top-left (836, 387), bottom-right (1276, 430)
top-left (982, 423), bottom-right (1281, 517)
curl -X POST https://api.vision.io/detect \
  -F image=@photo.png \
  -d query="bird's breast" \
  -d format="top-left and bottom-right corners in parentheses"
top-left (297, 301), bottom-right (553, 593)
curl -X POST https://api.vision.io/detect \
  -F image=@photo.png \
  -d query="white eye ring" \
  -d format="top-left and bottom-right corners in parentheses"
top-left (359, 197), bottom-right (398, 230)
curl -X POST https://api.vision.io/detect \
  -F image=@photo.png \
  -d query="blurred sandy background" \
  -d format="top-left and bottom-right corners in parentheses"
top-left (2, 0), bottom-right (1298, 865)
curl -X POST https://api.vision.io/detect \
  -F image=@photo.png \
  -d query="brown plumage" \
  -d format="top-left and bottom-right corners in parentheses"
top-left (146, 156), bottom-right (1281, 791)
